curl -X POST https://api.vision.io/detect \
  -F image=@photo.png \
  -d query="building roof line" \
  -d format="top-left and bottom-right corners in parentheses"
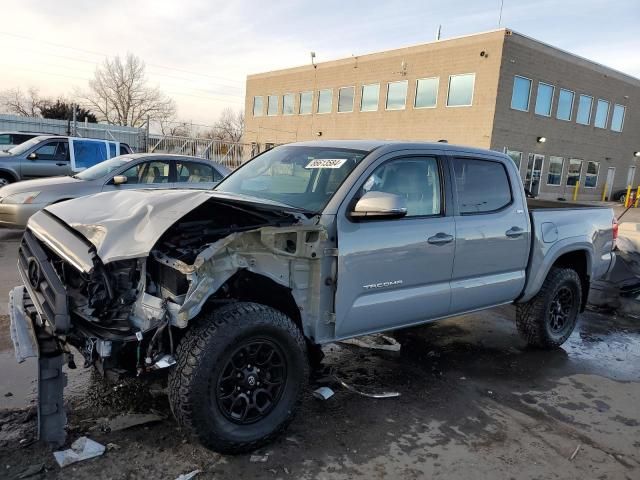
top-left (507, 30), bottom-right (640, 86)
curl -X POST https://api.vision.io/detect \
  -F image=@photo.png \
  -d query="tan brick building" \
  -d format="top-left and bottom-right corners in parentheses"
top-left (244, 29), bottom-right (639, 200)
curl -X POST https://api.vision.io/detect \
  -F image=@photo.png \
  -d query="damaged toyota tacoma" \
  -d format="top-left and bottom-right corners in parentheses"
top-left (8, 140), bottom-right (616, 453)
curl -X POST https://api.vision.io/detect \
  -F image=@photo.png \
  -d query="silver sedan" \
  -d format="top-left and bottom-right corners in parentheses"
top-left (0, 153), bottom-right (231, 228)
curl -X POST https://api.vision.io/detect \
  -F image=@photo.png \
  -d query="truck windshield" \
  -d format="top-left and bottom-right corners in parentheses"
top-left (215, 146), bottom-right (367, 212)
top-left (74, 156), bottom-right (133, 180)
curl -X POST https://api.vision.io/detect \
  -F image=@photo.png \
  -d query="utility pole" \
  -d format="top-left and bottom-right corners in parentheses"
top-left (436, 24), bottom-right (441, 40)
top-left (498, 0), bottom-right (504, 27)
top-left (72, 103), bottom-right (77, 137)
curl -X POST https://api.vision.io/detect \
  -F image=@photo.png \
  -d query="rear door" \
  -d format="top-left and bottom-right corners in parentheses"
top-left (174, 160), bottom-right (222, 190)
top-left (334, 150), bottom-right (455, 338)
top-left (448, 154), bottom-right (530, 313)
top-left (20, 140), bottom-right (70, 178)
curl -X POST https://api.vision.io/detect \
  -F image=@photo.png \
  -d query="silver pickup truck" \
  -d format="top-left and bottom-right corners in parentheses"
top-left (8, 140), bottom-right (616, 453)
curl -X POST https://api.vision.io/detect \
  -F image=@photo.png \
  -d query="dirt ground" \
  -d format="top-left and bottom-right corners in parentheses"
top-left (1, 220), bottom-right (639, 479)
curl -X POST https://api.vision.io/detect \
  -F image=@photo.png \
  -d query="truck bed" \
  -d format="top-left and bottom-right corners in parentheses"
top-left (527, 199), bottom-right (609, 210)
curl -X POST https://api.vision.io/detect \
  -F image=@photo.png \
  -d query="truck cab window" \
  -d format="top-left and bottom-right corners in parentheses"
top-left (362, 157), bottom-right (441, 217)
top-left (454, 158), bottom-right (512, 214)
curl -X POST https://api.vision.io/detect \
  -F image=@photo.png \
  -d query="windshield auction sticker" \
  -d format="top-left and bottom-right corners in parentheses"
top-left (305, 158), bottom-right (348, 169)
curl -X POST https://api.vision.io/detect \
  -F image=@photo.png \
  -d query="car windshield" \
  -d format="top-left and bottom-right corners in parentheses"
top-left (215, 146), bottom-right (368, 212)
top-left (74, 156), bottom-right (133, 180)
top-left (6, 136), bottom-right (47, 155)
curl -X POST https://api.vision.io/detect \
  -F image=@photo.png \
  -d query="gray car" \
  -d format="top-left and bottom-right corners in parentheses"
top-left (0, 153), bottom-right (230, 228)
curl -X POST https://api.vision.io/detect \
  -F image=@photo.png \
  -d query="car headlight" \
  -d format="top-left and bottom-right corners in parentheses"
top-left (1, 191), bottom-right (41, 204)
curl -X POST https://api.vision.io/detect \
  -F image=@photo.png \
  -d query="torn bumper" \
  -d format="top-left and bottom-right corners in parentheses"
top-left (8, 286), bottom-right (38, 363)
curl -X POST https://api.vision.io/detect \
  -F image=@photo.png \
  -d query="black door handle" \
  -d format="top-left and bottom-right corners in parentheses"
top-left (56, 162), bottom-right (66, 166)
top-left (506, 227), bottom-right (524, 238)
top-left (427, 232), bottom-right (454, 245)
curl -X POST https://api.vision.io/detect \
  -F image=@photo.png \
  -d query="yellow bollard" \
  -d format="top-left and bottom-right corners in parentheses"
top-left (573, 181), bottom-right (580, 201)
top-left (602, 183), bottom-right (608, 202)
top-left (625, 185), bottom-right (632, 207)
top-left (634, 186), bottom-right (640, 208)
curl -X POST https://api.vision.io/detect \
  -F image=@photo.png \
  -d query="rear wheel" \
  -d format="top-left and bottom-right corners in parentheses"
top-left (169, 302), bottom-right (308, 453)
top-left (516, 267), bottom-right (582, 349)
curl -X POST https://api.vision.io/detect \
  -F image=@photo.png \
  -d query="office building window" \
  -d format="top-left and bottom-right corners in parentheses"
top-left (511, 75), bottom-right (532, 111)
top-left (576, 95), bottom-right (593, 125)
top-left (594, 99), bottom-right (609, 128)
top-left (338, 86), bottom-right (355, 113)
top-left (505, 149), bottom-right (523, 171)
top-left (299, 91), bottom-right (313, 115)
top-left (611, 104), bottom-right (626, 132)
top-left (282, 93), bottom-right (296, 115)
top-left (535, 82), bottom-right (554, 116)
top-left (556, 89), bottom-right (574, 121)
top-left (547, 156), bottom-right (564, 186)
top-left (585, 161), bottom-right (599, 188)
top-left (317, 89), bottom-right (332, 114)
top-left (566, 159), bottom-right (583, 186)
top-left (414, 77), bottom-right (439, 108)
top-left (267, 95), bottom-right (279, 116)
top-left (253, 96), bottom-right (264, 117)
top-left (386, 80), bottom-right (408, 110)
top-left (447, 73), bottom-right (475, 107)
top-left (360, 84), bottom-right (379, 112)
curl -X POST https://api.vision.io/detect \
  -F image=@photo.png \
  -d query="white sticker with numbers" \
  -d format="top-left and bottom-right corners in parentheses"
top-left (305, 158), bottom-right (348, 169)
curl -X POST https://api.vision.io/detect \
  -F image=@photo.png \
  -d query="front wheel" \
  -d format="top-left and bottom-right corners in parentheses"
top-left (516, 267), bottom-right (582, 349)
top-left (169, 302), bottom-right (308, 453)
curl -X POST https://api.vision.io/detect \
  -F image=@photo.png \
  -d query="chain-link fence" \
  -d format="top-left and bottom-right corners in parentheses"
top-left (0, 114), bottom-right (260, 168)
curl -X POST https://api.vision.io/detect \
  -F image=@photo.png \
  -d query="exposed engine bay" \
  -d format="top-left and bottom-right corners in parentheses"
top-left (46, 197), bottom-right (330, 375)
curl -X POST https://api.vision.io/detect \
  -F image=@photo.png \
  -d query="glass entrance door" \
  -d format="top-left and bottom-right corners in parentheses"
top-left (525, 154), bottom-right (544, 196)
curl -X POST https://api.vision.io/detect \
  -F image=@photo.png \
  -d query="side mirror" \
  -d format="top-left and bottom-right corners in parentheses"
top-left (27, 153), bottom-right (38, 160)
top-left (351, 191), bottom-right (407, 219)
top-left (112, 175), bottom-right (128, 185)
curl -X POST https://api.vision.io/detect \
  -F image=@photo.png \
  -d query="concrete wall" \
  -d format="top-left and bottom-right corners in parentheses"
top-left (245, 30), bottom-right (506, 148)
top-left (492, 32), bottom-right (640, 201)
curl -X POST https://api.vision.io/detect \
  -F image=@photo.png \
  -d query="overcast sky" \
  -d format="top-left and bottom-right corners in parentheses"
top-left (1, 0), bottom-right (638, 127)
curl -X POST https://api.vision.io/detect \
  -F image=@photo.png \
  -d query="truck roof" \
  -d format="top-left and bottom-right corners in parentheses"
top-left (288, 140), bottom-right (503, 157)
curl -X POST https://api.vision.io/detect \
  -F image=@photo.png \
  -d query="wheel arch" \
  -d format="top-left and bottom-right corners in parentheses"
top-left (212, 270), bottom-right (304, 334)
top-left (520, 241), bottom-right (593, 307)
top-left (0, 168), bottom-right (18, 183)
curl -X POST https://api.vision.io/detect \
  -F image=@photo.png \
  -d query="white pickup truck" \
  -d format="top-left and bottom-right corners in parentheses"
top-left (9, 140), bottom-right (616, 452)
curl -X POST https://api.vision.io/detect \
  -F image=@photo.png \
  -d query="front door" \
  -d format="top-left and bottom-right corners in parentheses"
top-left (20, 140), bottom-right (70, 179)
top-left (449, 156), bottom-right (529, 313)
top-left (335, 153), bottom-right (455, 338)
top-left (525, 154), bottom-right (544, 195)
top-left (606, 167), bottom-right (616, 200)
top-left (103, 160), bottom-right (175, 191)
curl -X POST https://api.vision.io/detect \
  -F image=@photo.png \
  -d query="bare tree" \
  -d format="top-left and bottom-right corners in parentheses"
top-left (209, 108), bottom-right (244, 142)
top-left (80, 54), bottom-right (176, 127)
top-left (0, 87), bottom-right (50, 116)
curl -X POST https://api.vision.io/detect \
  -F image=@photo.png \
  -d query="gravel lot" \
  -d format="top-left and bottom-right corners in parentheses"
top-left (1, 212), bottom-right (639, 479)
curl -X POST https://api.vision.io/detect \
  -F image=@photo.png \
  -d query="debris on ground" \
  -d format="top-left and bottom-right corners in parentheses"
top-left (103, 413), bottom-right (165, 432)
top-left (249, 454), bottom-right (269, 463)
top-left (174, 469), bottom-right (201, 480)
top-left (4, 392), bottom-right (13, 397)
top-left (312, 386), bottom-right (335, 400)
top-left (53, 437), bottom-right (106, 468)
top-left (333, 376), bottom-right (400, 399)
top-left (569, 444), bottom-right (581, 461)
top-left (17, 463), bottom-right (44, 479)
top-left (339, 334), bottom-right (401, 352)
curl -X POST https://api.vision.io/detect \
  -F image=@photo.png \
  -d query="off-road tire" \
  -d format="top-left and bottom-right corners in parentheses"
top-left (516, 267), bottom-right (582, 349)
top-left (169, 302), bottom-right (309, 454)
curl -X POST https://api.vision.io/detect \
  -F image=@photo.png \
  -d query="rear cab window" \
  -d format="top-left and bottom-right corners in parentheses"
top-left (453, 157), bottom-right (512, 214)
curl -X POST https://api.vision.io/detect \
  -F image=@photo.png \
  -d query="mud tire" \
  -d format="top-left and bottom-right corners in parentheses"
top-left (516, 267), bottom-right (582, 349)
top-left (169, 302), bottom-right (308, 453)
